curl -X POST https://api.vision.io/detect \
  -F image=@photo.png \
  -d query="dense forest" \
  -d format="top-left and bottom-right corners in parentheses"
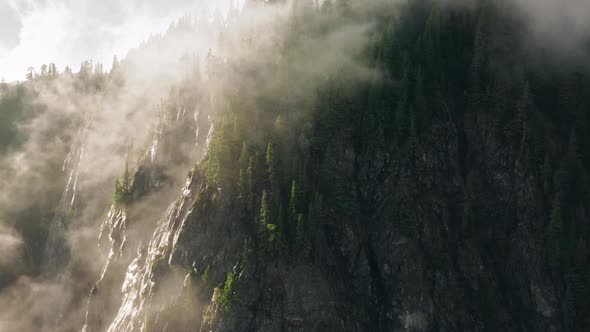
top-left (1, 0), bottom-right (590, 331)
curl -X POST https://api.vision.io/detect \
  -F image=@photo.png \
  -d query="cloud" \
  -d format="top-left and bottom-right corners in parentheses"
top-left (509, 0), bottom-right (590, 52)
top-left (0, 3), bottom-right (236, 326)
top-left (439, 0), bottom-right (590, 57)
top-left (0, 0), bottom-right (243, 82)
top-left (0, 226), bottom-right (24, 275)
top-left (0, 2), bottom-right (22, 52)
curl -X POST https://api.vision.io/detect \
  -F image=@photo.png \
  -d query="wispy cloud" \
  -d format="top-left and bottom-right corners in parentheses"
top-left (0, 0), bottom-right (241, 82)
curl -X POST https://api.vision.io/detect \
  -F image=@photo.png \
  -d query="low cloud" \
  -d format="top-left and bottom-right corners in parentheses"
top-left (0, 0), bottom-right (244, 82)
top-left (509, 0), bottom-right (590, 57)
top-left (0, 226), bottom-right (24, 275)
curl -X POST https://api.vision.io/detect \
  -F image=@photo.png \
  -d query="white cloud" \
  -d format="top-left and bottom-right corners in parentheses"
top-left (511, 0), bottom-right (590, 50)
top-left (0, 0), bottom-right (242, 82)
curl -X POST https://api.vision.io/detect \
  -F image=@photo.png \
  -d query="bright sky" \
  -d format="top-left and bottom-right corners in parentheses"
top-left (0, 0), bottom-right (244, 82)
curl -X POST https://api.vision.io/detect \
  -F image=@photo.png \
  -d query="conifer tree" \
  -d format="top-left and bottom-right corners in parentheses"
top-left (111, 55), bottom-right (121, 74)
top-left (547, 194), bottom-right (564, 268)
top-left (306, 193), bottom-right (325, 265)
top-left (260, 190), bottom-right (271, 227)
top-left (48, 63), bottom-right (58, 77)
top-left (26, 67), bottom-right (34, 81)
top-left (122, 161), bottom-right (130, 191)
top-left (414, 68), bottom-right (426, 121)
top-left (246, 157), bottom-right (255, 212)
top-left (40, 64), bottom-right (48, 77)
top-left (237, 142), bottom-right (251, 214)
top-left (396, 66), bottom-right (410, 144)
top-left (542, 154), bottom-right (553, 197)
top-left (295, 213), bottom-right (306, 256)
top-left (237, 169), bottom-right (248, 212)
top-left (566, 130), bottom-right (580, 177)
top-left (564, 279), bottom-right (576, 331)
top-left (289, 180), bottom-right (298, 221)
top-left (266, 141), bottom-right (278, 192)
top-left (239, 142), bottom-right (249, 172)
top-left (258, 191), bottom-right (277, 256)
top-left (469, 7), bottom-right (490, 112)
top-left (113, 162), bottom-right (131, 206)
top-left (515, 81), bottom-right (535, 161)
top-left (277, 203), bottom-right (288, 258)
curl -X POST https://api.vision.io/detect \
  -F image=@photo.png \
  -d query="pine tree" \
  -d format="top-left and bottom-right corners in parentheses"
top-left (122, 161), bottom-right (130, 191)
top-left (515, 81), bottom-right (536, 162)
top-left (237, 142), bottom-right (251, 215)
top-left (237, 169), bottom-right (248, 213)
top-left (277, 203), bottom-right (288, 258)
top-left (569, 240), bottom-right (589, 326)
top-left (422, 5), bottom-right (442, 75)
top-left (206, 118), bottom-right (232, 184)
top-left (547, 194), bottom-right (564, 268)
top-left (246, 157), bottom-right (255, 213)
top-left (266, 141), bottom-right (278, 192)
top-left (40, 64), bottom-right (48, 77)
top-left (295, 213), bottom-right (307, 256)
top-left (542, 154), bottom-right (553, 197)
top-left (26, 67), bottom-right (34, 81)
top-left (470, 7), bottom-right (489, 84)
top-left (406, 110), bottom-right (418, 161)
top-left (48, 63), bottom-right (58, 77)
top-left (79, 60), bottom-right (93, 80)
top-left (111, 55), bottom-right (121, 74)
top-left (113, 162), bottom-right (131, 206)
top-left (469, 7), bottom-right (490, 112)
top-left (239, 142), bottom-right (249, 172)
top-left (289, 180), bottom-right (298, 226)
top-left (219, 272), bottom-right (236, 311)
top-left (307, 193), bottom-right (325, 265)
top-left (566, 131), bottom-right (580, 177)
top-left (94, 63), bottom-right (104, 76)
top-left (260, 190), bottom-right (271, 227)
top-left (395, 66), bottom-right (410, 144)
top-left (258, 191), bottom-right (278, 257)
top-left (564, 278), bottom-right (576, 331)
top-left (414, 68), bottom-right (427, 127)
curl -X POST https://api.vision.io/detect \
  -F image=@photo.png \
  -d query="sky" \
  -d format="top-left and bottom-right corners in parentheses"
top-left (0, 0), bottom-right (244, 82)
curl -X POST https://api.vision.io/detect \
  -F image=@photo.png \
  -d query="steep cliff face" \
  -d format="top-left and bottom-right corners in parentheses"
top-left (80, 2), bottom-right (590, 331)
top-left (83, 110), bottom-right (564, 332)
top-left (75, 9), bottom-right (589, 332)
top-left (81, 78), bottom-right (214, 332)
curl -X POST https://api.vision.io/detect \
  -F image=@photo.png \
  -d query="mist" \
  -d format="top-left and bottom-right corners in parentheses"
top-left (510, 0), bottom-right (590, 53)
top-left (1, 0), bottom-right (589, 331)
top-left (0, 0), bottom-right (245, 82)
top-left (1, 1), bottom-right (309, 330)
top-left (0, 8), bottom-right (235, 331)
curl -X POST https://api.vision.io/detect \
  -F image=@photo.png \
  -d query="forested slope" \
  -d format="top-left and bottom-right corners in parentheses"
top-left (1, 1), bottom-right (590, 331)
top-left (169, 1), bottom-right (590, 330)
